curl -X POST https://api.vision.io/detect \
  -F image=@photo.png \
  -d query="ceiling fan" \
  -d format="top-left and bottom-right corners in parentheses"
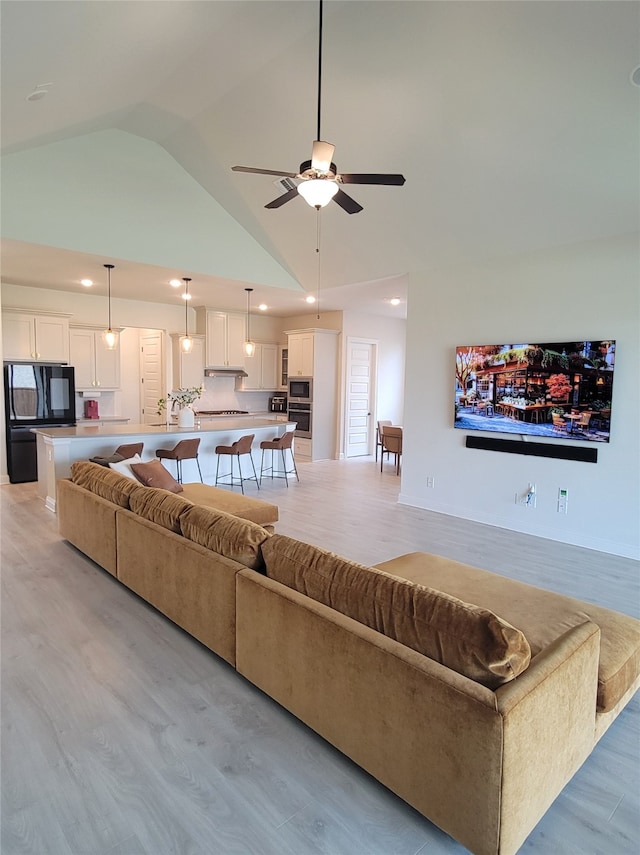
top-left (231, 0), bottom-right (405, 214)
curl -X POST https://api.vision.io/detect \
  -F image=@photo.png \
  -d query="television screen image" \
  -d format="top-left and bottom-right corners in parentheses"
top-left (454, 341), bottom-right (615, 443)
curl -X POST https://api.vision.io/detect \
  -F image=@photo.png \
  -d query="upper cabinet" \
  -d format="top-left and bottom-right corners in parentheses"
top-left (69, 325), bottom-right (120, 390)
top-left (2, 310), bottom-right (70, 363)
top-left (287, 331), bottom-right (315, 377)
top-left (171, 334), bottom-right (205, 390)
top-left (242, 343), bottom-right (278, 391)
top-left (195, 308), bottom-right (246, 369)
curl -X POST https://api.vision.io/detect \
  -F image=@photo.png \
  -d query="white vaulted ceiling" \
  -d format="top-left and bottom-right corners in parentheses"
top-left (1, 1), bottom-right (638, 317)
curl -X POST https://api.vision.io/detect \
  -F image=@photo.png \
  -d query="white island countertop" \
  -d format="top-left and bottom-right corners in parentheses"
top-left (33, 418), bottom-right (296, 512)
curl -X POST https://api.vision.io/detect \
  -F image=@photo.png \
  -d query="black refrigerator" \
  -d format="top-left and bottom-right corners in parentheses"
top-left (4, 362), bottom-right (76, 483)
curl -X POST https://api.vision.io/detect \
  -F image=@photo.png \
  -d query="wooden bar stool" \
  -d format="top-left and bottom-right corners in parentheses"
top-left (155, 438), bottom-right (202, 483)
top-left (215, 434), bottom-right (259, 494)
top-left (259, 430), bottom-right (299, 486)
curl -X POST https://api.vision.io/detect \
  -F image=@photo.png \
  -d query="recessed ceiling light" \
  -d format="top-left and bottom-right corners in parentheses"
top-left (305, 295), bottom-right (316, 303)
top-left (181, 292), bottom-right (192, 301)
top-left (258, 303), bottom-right (268, 311)
top-left (80, 279), bottom-right (93, 287)
top-left (631, 65), bottom-right (640, 87)
top-left (169, 279), bottom-right (181, 288)
top-left (390, 297), bottom-right (401, 306)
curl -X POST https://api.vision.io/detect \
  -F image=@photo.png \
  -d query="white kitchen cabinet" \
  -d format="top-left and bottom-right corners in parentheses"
top-left (287, 332), bottom-right (314, 377)
top-left (284, 328), bottom-right (340, 461)
top-left (3, 310), bottom-right (70, 363)
top-left (278, 345), bottom-right (288, 390)
top-left (243, 343), bottom-right (278, 390)
top-left (195, 308), bottom-right (246, 369)
top-left (171, 334), bottom-right (205, 390)
top-left (69, 326), bottom-right (120, 389)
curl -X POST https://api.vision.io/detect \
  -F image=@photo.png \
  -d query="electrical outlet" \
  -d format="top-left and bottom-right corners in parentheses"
top-left (426, 476), bottom-right (435, 488)
top-left (557, 487), bottom-right (569, 514)
top-left (516, 483), bottom-right (536, 508)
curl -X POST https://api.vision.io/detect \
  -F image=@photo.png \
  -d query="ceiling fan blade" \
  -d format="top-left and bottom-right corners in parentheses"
top-left (311, 140), bottom-right (335, 174)
top-left (333, 188), bottom-right (363, 214)
top-left (339, 173), bottom-right (406, 186)
top-left (265, 187), bottom-right (299, 209)
top-left (232, 166), bottom-right (298, 178)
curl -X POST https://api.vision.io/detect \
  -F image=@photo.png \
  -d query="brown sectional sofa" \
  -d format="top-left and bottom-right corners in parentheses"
top-left (57, 462), bottom-right (640, 855)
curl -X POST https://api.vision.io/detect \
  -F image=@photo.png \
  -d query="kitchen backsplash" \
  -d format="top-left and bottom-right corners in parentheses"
top-left (196, 377), bottom-right (271, 413)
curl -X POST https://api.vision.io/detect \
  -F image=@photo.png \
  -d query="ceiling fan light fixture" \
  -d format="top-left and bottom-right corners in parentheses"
top-left (298, 178), bottom-right (339, 208)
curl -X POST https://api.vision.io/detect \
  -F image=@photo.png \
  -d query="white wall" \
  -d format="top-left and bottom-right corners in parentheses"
top-left (402, 233), bottom-right (640, 559)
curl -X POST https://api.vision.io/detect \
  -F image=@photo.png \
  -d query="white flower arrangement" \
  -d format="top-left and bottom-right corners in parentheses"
top-left (156, 385), bottom-right (203, 415)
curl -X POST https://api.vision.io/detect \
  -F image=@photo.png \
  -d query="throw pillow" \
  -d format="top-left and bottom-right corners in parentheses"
top-left (130, 459), bottom-right (183, 493)
top-left (109, 454), bottom-right (142, 481)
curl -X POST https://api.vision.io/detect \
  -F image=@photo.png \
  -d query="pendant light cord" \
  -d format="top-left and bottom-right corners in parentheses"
top-left (183, 277), bottom-right (191, 337)
top-left (316, 207), bottom-right (321, 320)
top-left (104, 263), bottom-right (115, 330)
top-left (316, 0), bottom-right (323, 141)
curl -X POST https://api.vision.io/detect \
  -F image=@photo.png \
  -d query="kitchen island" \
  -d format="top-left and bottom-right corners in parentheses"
top-left (33, 418), bottom-right (295, 512)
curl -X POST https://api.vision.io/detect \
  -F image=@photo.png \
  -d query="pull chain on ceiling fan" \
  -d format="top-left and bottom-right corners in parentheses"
top-left (232, 0), bottom-right (405, 214)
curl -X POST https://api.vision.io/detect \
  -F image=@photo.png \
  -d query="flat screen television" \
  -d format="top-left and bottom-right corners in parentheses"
top-left (454, 341), bottom-right (615, 443)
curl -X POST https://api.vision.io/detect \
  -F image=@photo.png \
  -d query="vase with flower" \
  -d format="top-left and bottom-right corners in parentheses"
top-left (157, 385), bottom-right (203, 428)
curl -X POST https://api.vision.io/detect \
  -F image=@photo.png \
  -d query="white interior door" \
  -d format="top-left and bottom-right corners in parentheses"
top-left (345, 339), bottom-right (376, 458)
top-left (139, 330), bottom-right (165, 424)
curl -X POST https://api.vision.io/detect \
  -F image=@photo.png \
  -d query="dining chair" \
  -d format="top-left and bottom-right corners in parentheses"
top-left (380, 426), bottom-right (403, 475)
top-left (551, 413), bottom-right (567, 433)
top-left (578, 412), bottom-right (593, 432)
top-left (376, 420), bottom-right (392, 461)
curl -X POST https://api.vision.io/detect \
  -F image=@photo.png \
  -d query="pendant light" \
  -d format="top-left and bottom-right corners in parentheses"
top-left (244, 288), bottom-right (255, 357)
top-left (102, 264), bottom-right (119, 350)
top-left (179, 277), bottom-right (194, 354)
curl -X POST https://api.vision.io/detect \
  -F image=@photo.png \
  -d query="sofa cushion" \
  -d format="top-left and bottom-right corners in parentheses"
top-left (376, 552), bottom-right (640, 713)
top-left (130, 459), bottom-right (183, 493)
top-left (70, 460), bottom-right (145, 508)
top-left (180, 505), bottom-right (271, 571)
top-left (128, 487), bottom-right (192, 533)
top-left (180, 482), bottom-right (278, 526)
top-left (262, 535), bottom-right (531, 689)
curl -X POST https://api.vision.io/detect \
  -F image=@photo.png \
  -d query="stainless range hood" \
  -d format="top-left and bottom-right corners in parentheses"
top-left (204, 368), bottom-right (248, 378)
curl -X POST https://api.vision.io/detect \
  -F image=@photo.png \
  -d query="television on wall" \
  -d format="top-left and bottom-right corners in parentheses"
top-left (454, 341), bottom-right (615, 443)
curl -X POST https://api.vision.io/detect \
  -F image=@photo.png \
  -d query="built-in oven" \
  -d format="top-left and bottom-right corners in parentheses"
top-left (288, 402), bottom-right (312, 438)
top-left (288, 377), bottom-right (313, 403)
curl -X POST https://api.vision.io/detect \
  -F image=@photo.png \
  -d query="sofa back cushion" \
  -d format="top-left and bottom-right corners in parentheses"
top-left (70, 460), bottom-right (145, 508)
top-left (180, 505), bottom-right (271, 571)
top-left (128, 488), bottom-right (193, 533)
top-left (262, 535), bottom-right (531, 689)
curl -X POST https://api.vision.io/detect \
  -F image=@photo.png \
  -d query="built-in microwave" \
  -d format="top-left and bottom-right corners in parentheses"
top-left (288, 377), bottom-right (312, 402)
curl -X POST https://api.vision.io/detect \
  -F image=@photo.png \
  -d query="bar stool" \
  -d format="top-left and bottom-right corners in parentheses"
top-left (259, 430), bottom-right (299, 487)
top-left (215, 434), bottom-right (259, 494)
top-left (155, 438), bottom-right (202, 483)
top-left (114, 442), bottom-right (144, 459)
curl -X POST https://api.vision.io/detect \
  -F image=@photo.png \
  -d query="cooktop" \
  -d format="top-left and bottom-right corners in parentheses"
top-left (196, 410), bottom-right (249, 416)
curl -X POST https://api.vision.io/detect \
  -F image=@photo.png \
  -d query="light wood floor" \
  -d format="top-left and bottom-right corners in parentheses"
top-left (2, 457), bottom-right (639, 855)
